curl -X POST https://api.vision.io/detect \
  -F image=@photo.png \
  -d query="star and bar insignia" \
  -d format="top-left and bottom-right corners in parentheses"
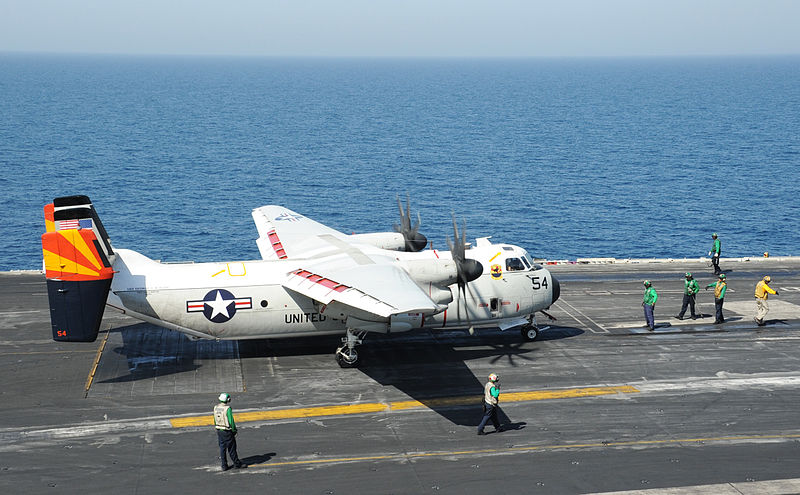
top-left (186, 289), bottom-right (252, 323)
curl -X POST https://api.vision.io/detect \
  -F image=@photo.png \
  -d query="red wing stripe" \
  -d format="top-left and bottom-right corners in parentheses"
top-left (267, 230), bottom-right (288, 259)
top-left (292, 269), bottom-right (350, 293)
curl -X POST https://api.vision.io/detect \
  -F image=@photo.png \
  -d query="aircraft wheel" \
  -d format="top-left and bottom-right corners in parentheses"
top-left (336, 348), bottom-right (359, 368)
top-left (521, 325), bottom-right (539, 342)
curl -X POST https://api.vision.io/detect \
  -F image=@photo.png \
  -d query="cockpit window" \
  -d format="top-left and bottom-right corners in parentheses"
top-left (521, 256), bottom-right (531, 269)
top-left (506, 257), bottom-right (525, 271)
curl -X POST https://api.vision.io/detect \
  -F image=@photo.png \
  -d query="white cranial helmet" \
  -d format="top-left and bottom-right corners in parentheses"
top-left (218, 393), bottom-right (230, 403)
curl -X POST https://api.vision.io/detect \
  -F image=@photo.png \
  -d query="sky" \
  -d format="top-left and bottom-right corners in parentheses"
top-left (1, 0), bottom-right (799, 58)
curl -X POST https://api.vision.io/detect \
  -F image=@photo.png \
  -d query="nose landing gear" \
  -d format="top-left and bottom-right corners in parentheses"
top-left (520, 313), bottom-right (554, 342)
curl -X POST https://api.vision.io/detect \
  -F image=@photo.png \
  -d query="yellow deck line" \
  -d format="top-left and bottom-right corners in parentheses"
top-left (249, 433), bottom-right (800, 468)
top-left (170, 385), bottom-right (637, 428)
top-left (84, 329), bottom-right (110, 397)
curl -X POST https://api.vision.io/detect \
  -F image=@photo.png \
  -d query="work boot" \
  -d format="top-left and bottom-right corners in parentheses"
top-left (691, 315), bottom-right (697, 320)
top-left (221, 465), bottom-right (230, 472)
top-left (674, 315), bottom-right (683, 320)
top-left (477, 430), bottom-right (485, 436)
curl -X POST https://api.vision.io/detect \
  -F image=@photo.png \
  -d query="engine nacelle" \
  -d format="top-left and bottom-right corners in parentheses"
top-left (401, 259), bottom-right (458, 286)
top-left (350, 232), bottom-right (407, 251)
top-left (426, 285), bottom-right (453, 306)
top-left (389, 313), bottom-right (425, 333)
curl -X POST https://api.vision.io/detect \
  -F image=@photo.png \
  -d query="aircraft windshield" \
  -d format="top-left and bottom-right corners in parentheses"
top-left (506, 257), bottom-right (525, 271)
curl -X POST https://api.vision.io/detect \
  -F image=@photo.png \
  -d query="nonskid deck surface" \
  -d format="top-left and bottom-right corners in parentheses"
top-left (2, 257), bottom-right (800, 494)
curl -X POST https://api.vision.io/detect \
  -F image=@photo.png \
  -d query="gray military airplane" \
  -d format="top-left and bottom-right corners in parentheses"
top-left (42, 195), bottom-right (559, 367)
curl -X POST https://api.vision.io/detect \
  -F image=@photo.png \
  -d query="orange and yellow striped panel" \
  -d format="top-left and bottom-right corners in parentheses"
top-left (41, 229), bottom-right (113, 281)
top-left (44, 203), bottom-right (55, 233)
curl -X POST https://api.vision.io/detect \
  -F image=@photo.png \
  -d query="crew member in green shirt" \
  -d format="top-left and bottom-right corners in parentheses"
top-left (214, 393), bottom-right (245, 471)
top-left (709, 233), bottom-right (722, 275)
top-left (676, 272), bottom-right (700, 320)
top-left (642, 280), bottom-right (658, 331)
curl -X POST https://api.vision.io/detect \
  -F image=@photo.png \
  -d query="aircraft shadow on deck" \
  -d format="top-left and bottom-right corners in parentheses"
top-left (97, 323), bottom-right (228, 383)
top-left (97, 323), bottom-right (583, 427)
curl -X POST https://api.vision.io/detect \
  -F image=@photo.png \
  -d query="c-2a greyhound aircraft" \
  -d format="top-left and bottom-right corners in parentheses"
top-left (41, 195), bottom-right (560, 367)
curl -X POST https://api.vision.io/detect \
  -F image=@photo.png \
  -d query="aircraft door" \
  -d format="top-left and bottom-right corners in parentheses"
top-left (490, 297), bottom-right (501, 318)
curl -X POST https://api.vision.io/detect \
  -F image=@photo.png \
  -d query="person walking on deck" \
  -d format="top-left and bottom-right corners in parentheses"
top-left (709, 233), bottom-right (722, 275)
top-left (642, 280), bottom-right (657, 331)
top-left (676, 272), bottom-right (699, 320)
top-left (754, 276), bottom-right (779, 326)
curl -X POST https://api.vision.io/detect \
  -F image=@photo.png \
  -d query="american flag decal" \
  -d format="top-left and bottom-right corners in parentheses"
top-left (58, 219), bottom-right (93, 230)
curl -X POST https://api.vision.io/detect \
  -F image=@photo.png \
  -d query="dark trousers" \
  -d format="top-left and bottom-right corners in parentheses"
top-left (478, 403), bottom-right (501, 432)
top-left (217, 429), bottom-right (241, 468)
top-left (714, 299), bottom-right (724, 323)
top-left (643, 304), bottom-right (655, 330)
top-left (712, 255), bottom-right (720, 274)
top-left (678, 294), bottom-right (696, 318)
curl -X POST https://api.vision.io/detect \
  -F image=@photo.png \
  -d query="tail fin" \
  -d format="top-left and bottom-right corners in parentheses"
top-left (41, 196), bottom-right (115, 342)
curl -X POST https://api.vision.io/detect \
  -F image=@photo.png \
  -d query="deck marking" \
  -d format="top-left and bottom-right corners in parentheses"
top-left (556, 298), bottom-right (609, 333)
top-left (169, 385), bottom-right (637, 428)
top-left (589, 477), bottom-right (800, 495)
top-left (84, 329), bottom-right (110, 397)
top-left (245, 432), bottom-right (800, 469)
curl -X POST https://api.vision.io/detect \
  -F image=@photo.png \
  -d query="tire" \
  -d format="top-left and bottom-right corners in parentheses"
top-left (521, 325), bottom-right (539, 342)
top-left (336, 349), bottom-right (359, 368)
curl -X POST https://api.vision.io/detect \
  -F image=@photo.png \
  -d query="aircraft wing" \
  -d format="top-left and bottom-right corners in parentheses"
top-left (282, 254), bottom-right (441, 319)
top-left (252, 205), bottom-right (353, 260)
top-left (256, 205), bottom-right (440, 319)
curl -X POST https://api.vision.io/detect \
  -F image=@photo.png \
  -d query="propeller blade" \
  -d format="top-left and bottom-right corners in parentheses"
top-left (394, 195), bottom-right (427, 251)
top-left (447, 213), bottom-right (484, 333)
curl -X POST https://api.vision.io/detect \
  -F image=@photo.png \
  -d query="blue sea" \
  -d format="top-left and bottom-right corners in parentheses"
top-left (1, 54), bottom-right (799, 271)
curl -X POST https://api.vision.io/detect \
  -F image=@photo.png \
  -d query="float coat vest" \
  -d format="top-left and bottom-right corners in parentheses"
top-left (484, 381), bottom-right (499, 406)
top-left (214, 404), bottom-right (233, 431)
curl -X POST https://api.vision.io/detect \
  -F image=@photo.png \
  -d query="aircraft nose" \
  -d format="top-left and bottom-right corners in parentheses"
top-left (551, 275), bottom-right (560, 305)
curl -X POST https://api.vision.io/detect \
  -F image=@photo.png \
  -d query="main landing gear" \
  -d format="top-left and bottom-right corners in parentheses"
top-left (335, 328), bottom-right (365, 368)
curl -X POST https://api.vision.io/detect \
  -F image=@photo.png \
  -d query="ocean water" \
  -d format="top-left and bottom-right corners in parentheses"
top-left (1, 54), bottom-right (799, 271)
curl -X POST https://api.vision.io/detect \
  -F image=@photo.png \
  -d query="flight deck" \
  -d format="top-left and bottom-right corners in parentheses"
top-left (2, 257), bottom-right (800, 494)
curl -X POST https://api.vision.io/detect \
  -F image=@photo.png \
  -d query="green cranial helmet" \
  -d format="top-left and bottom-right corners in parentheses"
top-left (712, 233), bottom-right (718, 238)
top-left (719, 273), bottom-right (726, 279)
top-left (685, 272), bottom-right (692, 279)
top-left (643, 280), bottom-right (651, 287)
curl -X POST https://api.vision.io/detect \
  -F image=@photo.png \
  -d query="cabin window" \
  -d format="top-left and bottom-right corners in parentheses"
top-left (506, 257), bottom-right (525, 271)
top-left (521, 256), bottom-right (532, 269)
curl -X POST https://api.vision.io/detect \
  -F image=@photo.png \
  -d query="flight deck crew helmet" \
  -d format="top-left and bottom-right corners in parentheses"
top-left (685, 272), bottom-right (692, 279)
top-left (218, 393), bottom-right (231, 403)
top-left (712, 233), bottom-right (718, 238)
top-left (488, 373), bottom-right (499, 382)
top-left (719, 274), bottom-right (726, 279)
top-left (764, 276), bottom-right (771, 282)
top-left (643, 280), bottom-right (651, 287)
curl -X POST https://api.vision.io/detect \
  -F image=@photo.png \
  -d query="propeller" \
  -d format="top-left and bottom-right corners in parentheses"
top-left (393, 195), bottom-right (427, 252)
top-left (446, 214), bottom-right (484, 333)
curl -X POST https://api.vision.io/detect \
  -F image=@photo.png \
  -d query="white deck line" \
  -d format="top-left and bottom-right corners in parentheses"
top-left (589, 477), bottom-right (800, 495)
